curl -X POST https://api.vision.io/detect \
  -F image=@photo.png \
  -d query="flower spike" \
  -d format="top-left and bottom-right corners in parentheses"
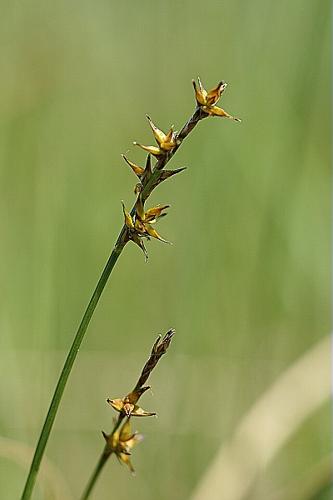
top-left (103, 418), bottom-right (143, 474)
top-left (122, 201), bottom-right (148, 260)
top-left (146, 115), bottom-right (177, 152)
top-left (134, 195), bottom-right (171, 244)
top-left (122, 194), bottom-right (171, 260)
top-left (192, 77), bottom-right (241, 122)
top-left (106, 329), bottom-right (175, 422)
top-left (107, 397), bottom-right (156, 418)
top-left (134, 116), bottom-right (178, 157)
top-left (103, 331), bottom-right (175, 477)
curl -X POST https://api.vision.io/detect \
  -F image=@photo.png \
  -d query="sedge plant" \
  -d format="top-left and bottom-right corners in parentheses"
top-left (21, 77), bottom-right (241, 499)
top-left (81, 329), bottom-right (175, 499)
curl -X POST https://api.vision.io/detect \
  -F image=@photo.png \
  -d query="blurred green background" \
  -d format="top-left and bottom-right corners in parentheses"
top-left (0, 0), bottom-right (331, 499)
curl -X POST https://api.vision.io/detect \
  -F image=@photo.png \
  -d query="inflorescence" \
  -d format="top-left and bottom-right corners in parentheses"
top-left (103, 329), bottom-right (175, 473)
top-left (121, 77), bottom-right (240, 261)
top-left (103, 77), bottom-right (240, 473)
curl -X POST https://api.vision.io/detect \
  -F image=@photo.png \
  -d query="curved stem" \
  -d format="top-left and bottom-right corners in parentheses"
top-left (21, 235), bottom-right (127, 500)
top-left (80, 451), bottom-right (111, 500)
top-left (79, 108), bottom-right (206, 499)
top-left (21, 105), bottom-right (206, 500)
top-left (81, 417), bottom-right (124, 500)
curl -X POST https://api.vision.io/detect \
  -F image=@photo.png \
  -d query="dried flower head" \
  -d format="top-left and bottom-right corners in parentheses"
top-left (122, 193), bottom-right (170, 260)
top-left (107, 395), bottom-right (156, 418)
top-left (134, 115), bottom-right (179, 156)
top-left (134, 329), bottom-right (175, 390)
top-left (107, 330), bottom-right (175, 418)
top-left (192, 77), bottom-right (241, 121)
top-left (103, 418), bottom-right (143, 474)
top-left (107, 385), bottom-right (156, 418)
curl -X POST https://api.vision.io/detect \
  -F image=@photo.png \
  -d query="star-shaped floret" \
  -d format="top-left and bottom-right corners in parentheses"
top-left (107, 384), bottom-right (156, 418)
top-left (103, 418), bottom-right (143, 474)
top-left (134, 116), bottom-right (178, 156)
top-left (122, 195), bottom-right (171, 261)
top-left (192, 77), bottom-right (241, 122)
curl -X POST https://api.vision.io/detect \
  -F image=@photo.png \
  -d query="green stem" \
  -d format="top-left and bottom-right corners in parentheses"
top-left (21, 106), bottom-right (206, 500)
top-left (80, 451), bottom-right (111, 500)
top-left (79, 108), bottom-right (207, 499)
top-left (80, 416), bottom-right (124, 500)
top-left (21, 235), bottom-right (127, 500)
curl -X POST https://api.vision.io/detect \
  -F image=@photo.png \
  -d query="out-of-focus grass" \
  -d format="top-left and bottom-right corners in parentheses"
top-left (0, 1), bottom-right (330, 499)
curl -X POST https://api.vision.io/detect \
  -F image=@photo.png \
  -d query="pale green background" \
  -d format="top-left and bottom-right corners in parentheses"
top-left (0, 1), bottom-right (330, 499)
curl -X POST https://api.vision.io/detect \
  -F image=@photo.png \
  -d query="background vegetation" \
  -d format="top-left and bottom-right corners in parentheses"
top-left (0, 0), bottom-right (330, 498)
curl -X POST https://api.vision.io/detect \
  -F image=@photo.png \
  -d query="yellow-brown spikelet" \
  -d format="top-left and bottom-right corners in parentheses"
top-left (192, 77), bottom-right (241, 122)
top-left (133, 115), bottom-right (178, 156)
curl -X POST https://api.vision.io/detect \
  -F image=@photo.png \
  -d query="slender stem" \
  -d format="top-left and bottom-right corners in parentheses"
top-left (21, 105), bottom-right (206, 500)
top-left (81, 416), bottom-right (124, 500)
top-left (21, 236), bottom-right (126, 500)
top-left (78, 112), bottom-right (207, 500)
top-left (80, 451), bottom-right (111, 500)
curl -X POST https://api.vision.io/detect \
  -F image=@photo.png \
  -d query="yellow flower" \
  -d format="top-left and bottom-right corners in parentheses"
top-left (103, 418), bottom-right (143, 474)
top-left (135, 198), bottom-right (170, 243)
top-left (107, 385), bottom-right (156, 418)
top-left (134, 115), bottom-right (178, 156)
top-left (122, 194), bottom-right (171, 260)
top-left (192, 77), bottom-right (241, 122)
top-left (107, 397), bottom-right (156, 418)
